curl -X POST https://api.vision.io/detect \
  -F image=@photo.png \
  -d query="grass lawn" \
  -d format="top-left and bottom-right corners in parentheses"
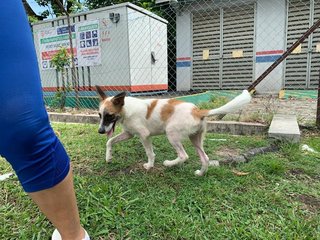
top-left (0, 123), bottom-right (320, 239)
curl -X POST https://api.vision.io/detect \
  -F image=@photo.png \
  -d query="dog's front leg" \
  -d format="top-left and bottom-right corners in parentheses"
top-left (106, 131), bottom-right (133, 162)
top-left (140, 136), bottom-right (155, 170)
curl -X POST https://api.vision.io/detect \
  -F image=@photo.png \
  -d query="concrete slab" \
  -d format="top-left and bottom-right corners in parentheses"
top-left (268, 114), bottom-right (300, 143)
top-left (207, 121), bottom-right (267, 135)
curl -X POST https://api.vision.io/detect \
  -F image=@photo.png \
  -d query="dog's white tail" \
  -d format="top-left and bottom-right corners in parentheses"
top-left (207, 90), bottom-right (252, 116)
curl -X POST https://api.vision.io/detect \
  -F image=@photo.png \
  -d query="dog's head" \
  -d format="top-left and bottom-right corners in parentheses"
top-left (96, 85), bottom-right (126, 137)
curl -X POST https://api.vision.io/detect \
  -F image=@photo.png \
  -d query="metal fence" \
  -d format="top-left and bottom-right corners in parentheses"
top-left (31, 0), bottom-right (320, 123)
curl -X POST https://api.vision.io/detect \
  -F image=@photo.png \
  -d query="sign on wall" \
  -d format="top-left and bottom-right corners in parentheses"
top-left (76, 20), bottom-right (101, 66)
top-left (38, 20), bottom-right (101, 70)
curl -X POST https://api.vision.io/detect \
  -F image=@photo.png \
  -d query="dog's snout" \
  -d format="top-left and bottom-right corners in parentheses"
top-left (98, 127), bottom-right (105, 134)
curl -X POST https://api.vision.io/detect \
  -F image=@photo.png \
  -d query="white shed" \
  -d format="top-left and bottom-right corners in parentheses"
top-left (32, 3), bottom-right (168, 96)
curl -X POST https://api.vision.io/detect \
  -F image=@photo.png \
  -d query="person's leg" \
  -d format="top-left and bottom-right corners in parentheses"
top-left (0, 1), bottom-right (89, 239)
top-left (29, 168), bottom-right (85, 240)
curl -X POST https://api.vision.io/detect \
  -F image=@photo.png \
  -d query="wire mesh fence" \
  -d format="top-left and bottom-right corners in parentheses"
top-left (31, 0), bottom-right (320, 123)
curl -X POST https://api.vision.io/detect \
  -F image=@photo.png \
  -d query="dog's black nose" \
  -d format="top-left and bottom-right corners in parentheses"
top-left (98, 127), bottom-right (105, 134)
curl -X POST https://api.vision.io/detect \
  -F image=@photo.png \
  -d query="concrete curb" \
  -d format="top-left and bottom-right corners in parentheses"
top-left (207, 120), bottom-right (268, 135)
top-left (48, 112), bottom-right (268, 135)
top-left (49, 112), bottom-right (99, 124)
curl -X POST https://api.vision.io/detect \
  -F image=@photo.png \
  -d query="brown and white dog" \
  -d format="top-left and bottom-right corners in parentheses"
top-left (96, 86), bottom-right (251, 176)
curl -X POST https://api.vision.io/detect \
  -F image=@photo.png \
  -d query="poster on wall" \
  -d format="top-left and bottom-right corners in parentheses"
top-left (76, 20), bottom-right (101, 66)
top-left (38, 25), bottom-right (77, 70)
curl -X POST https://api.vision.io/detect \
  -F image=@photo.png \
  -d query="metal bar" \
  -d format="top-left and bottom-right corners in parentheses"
top-left (317, 68), bottom-right (320, 128)
top-left (247, 18), bottom-right (320, 92)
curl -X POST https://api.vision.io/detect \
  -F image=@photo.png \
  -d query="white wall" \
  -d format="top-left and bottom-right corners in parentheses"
top-left (127, 8), bottom-right (152, 87)
top-left (176, 12), bottom-right (192, 91)
top-left (255, 0), bottom-right (287, 93)
top-left (150, 17), bottom-right (168, 87)
top-left (88, 7), bottom-right (130, 87)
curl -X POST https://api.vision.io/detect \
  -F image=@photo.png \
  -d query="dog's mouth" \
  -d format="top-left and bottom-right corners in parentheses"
top-left (106, 120), bottom-right (117, 137)
top-left (99, 113), bottom-right (121, 137)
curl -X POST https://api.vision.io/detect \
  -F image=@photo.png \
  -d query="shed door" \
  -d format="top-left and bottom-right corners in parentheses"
top-left (192, 10), bottom-right (220, 90)
top-left (285, 0), bottom-right (320, 89)
top-left (222, 4), bottom-right (255, 89)
top-left (285, 0), bottom-right (311, 89)
top-left (191, 4), bottom-right (255, 90)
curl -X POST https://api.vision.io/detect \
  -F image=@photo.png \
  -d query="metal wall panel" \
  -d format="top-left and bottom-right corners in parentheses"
top-left (222, 4), bottom-right (255, 89)
top-left (285, 0), bottom-right (311, 89)
top-left (192, 4), bottom-right (255, 90)
top-left (192, 10), bottom-right (221, 89)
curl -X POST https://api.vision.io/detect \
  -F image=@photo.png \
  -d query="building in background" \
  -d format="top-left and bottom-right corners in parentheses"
top-left (32, 2), bottom-right (168, 105)
top-left (157, 0), bottom-right (320, 93)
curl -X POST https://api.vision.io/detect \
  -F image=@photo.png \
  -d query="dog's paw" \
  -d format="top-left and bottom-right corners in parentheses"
top-left (163, 160), bottom-right (173, 167)
top-left (106, 155), bottom-right (112, 163)
top-left (209, 160), bottom-right (219, 167)
top-left (194, 170), bottom-right (205, 176)
top-left (143, 163), bottom-right (154, 170)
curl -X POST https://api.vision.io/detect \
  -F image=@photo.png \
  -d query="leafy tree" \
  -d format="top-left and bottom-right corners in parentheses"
top-left (85, 0), bottom-right (155, 11)
top-left (28, 15), bottom-right (40, 24)
top-left (35, 0), bottom-right (83, 18)
top-left (51, 47), bottom-right (71, 109)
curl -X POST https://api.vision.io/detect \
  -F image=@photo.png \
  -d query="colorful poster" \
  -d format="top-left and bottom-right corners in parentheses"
top-left (38, 25), bottom-right (76, 70)
top-left (76, 20), bottom-right (101, 66)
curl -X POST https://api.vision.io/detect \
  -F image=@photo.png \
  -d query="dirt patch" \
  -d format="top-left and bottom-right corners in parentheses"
top-left (107, 162), bottom-right (165, 176)
top-left (107, 163), bottom-right (143, 176)
top-left (285, 169), bottom-right (318, 182)
top-left (295, 194), bottom-right (320, 212)
top-left (215, 147), bottom-right (239, 159)
top-left (288, 168), bottom-right (305, 176)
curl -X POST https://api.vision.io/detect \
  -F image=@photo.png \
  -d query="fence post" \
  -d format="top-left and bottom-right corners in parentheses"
top-left (53, 0), bottom-right (79, 109)
top-left (317, 68), bottom-right (320, 128)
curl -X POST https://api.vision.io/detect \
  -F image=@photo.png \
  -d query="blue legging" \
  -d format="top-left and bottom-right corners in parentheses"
top-left (0, 1), bottom-right (70, 192)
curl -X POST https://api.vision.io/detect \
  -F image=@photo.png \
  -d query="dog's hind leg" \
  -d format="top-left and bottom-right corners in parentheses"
top-left (189, 131), bottom-right (211, 176)
top-left (106, 131), bottom-right (133, 162)
top-left (163, 132), bottom-right (189, 167)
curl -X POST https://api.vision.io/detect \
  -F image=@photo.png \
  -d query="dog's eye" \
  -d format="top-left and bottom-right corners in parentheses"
top-left (104, 114), bottom-right (115, 121)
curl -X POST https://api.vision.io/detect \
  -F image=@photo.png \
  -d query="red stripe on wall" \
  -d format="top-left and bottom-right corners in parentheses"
top-left (131, 84), bottom-right (168, 91)
top-left (256, 50), bottom-right (284, 55)
top-left (43, 84), bottom-right (168, 92)
top-left (176, 57), bottom-right (192, 61)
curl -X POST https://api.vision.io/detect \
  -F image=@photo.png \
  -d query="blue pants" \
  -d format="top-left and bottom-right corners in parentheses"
top-left (0, 1), bottom-right (70, 192)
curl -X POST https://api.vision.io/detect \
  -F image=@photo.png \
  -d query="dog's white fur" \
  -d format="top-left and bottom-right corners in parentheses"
top-left (97, 87), bottom-right (251, 176)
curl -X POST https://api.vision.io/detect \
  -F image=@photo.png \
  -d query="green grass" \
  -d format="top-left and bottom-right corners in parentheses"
top-left (1, 123), bottom-right (320, 239)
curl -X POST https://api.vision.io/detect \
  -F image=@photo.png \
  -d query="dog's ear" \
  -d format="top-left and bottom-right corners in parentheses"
top-left (112, 92), bottom-right (126, 106)
top-left (95, 85), bottom-right (107, 100)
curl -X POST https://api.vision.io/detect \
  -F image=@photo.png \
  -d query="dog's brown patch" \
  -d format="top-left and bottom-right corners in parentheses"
top-left (146, 100), bottom-right (158, 119)
top-left (160, 99), bottom-right (183, 122)
top-left (192, 107), bottom-right (209, 120)
top-left (102, 99), bottom-right (123, 114)
top-left (168, 99), bottom-right (183, 105)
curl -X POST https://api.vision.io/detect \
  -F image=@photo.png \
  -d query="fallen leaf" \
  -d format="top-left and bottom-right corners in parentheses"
top-left (232, 169), bottom-right (250, 176)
